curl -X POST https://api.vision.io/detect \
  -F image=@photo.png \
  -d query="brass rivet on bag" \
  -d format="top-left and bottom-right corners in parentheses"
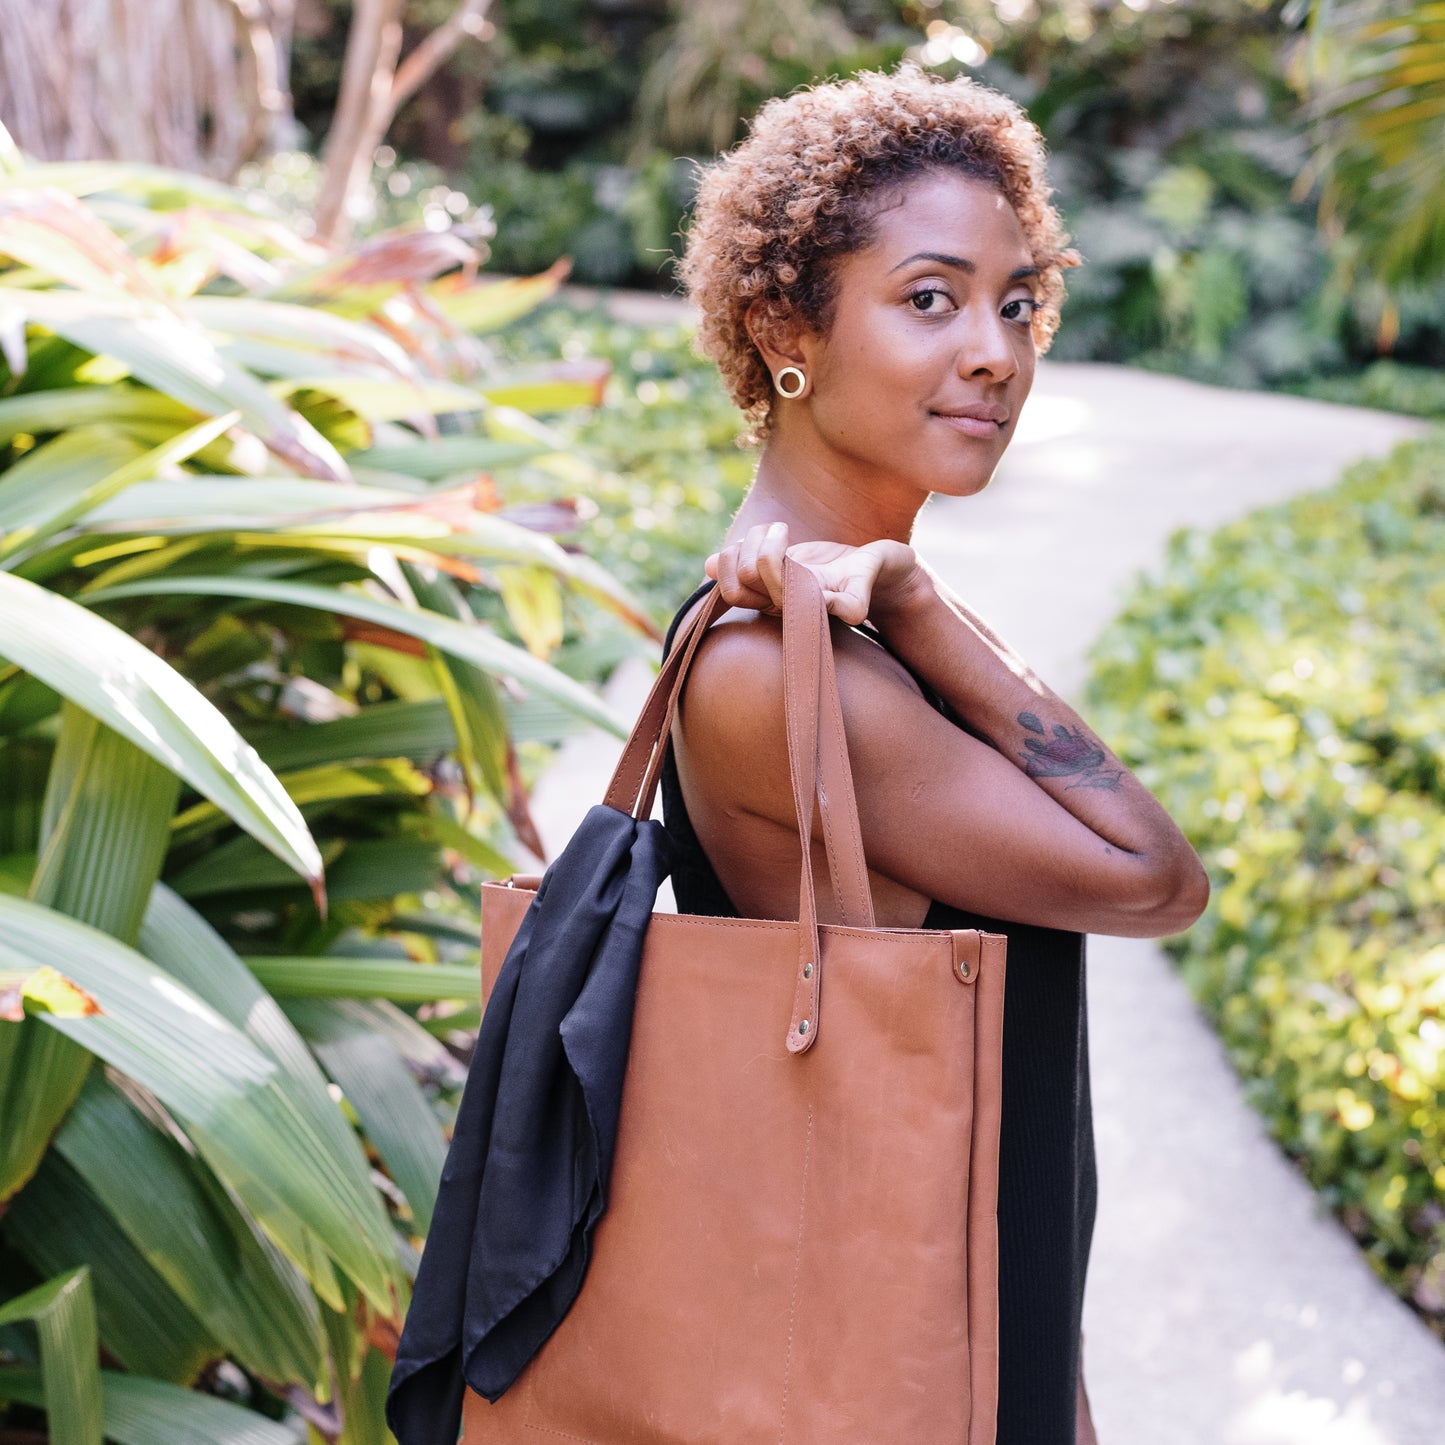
top-left (799, 1019), bottom-right (809, 1034)
top-left (959, 960), bottom-right (971, 978)
top-left (803, 963), bottom-right (813, 978)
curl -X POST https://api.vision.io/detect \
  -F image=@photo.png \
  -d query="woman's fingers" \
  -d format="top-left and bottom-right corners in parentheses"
top-left (707, 523), bottom-right (780, 612)
top-left (824, 572), bottom-right (872, 626)
top-left (706, 523), bottom-right (790, 613)
top-left (707, 524), bottom-right (904, 626)
top-left (755, 523), bottom-right (789, 609)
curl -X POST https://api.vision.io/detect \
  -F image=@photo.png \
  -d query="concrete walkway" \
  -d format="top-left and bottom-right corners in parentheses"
top-left (527, 351), bottom-right (1443, 1443)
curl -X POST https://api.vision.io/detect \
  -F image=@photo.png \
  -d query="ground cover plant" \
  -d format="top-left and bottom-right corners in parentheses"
top-left (1085, 432), bottom-right (1445, 1340)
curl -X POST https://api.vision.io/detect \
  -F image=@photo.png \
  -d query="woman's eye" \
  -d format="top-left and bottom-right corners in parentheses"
top-left (907, 287), bottom-right (954, 313)
top-left (1002, 296), bottom-right (1039, 325)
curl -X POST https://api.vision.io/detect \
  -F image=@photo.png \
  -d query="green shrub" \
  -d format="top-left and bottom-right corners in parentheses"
top-left (1284, 360), bottom-right (1445, 421)
top-left (1085, 432), bottom-right (1445, 1338)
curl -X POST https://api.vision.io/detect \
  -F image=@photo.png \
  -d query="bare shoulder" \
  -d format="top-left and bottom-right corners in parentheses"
top-left (675, 600), bottom-right (929, 820)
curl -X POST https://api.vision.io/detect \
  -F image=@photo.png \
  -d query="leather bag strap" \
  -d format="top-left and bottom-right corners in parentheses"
top-left (600, 558), bottom-right (876, 1053)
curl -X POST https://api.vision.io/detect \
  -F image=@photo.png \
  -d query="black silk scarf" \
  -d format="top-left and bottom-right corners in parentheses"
top-left (385, 804), bottom-right (673, 1445)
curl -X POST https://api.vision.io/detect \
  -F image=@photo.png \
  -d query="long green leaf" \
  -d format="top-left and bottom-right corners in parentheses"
top-left (0, 408), bottom-right (238, 562)
top-left (425, 260), bottom-right (568, 333)
top-left (0, 894), bottom-right (400, 1316)
top-left (136, 886), bottom-right (405, 1314)
top-left (0, 1268), bottom-right (102, 1445)
top-left (75, 475), bottom-right (657, 632)
top-left (0, 1366), bottom-right (307, 1445)
top-left (4, 1151), bottom-right (220, 1385)
top-left (0, 184), bottom-right (168, 305)
top-left (404, 566), bottom-right (511, 805)
top-left (84, 477), bottom-right (420, 527)
top-left (347, 435), bottom-right (544, 480)
top-left (270, 374), bottom-right (487, 421)
top-left (245, 690), bottom-right (583, 774)
top-left (0, 1019), bottom-right (91, 1204)
top-left (0, 286), bottom-right (349, 481)
top-left (83, 573), bottom-right (627, 736)
top-left (16, 155), bottom-right (299, 211)
top-left (248, 698), bottom-right (459, 772)
top-left (185, 293), bottom-right (417, 375)
top-left (0, 384), bottom-right (197, 449)
top-left (286, 998), bottom-right (447, 1235)
top-left (170, 759), bottom-right (431, 847)
top-left (245, 956), bottom-right (480, 1003)
top-left (0, 426), bottom-right (141, 537)
top-left (0, 569), bottom-right (322, 893)
top-left (474, 368), bottom-right (608, 414)
top-left (32, 705), bottom-right (180, 945)
top-left (53, 1072), bottom-right (323, 1387)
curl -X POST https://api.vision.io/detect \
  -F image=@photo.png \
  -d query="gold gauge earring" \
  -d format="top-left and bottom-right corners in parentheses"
top-left (774, 366), bottom-right (806, 399)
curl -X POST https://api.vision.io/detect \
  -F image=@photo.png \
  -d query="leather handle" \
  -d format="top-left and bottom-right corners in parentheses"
top-left (601, 559), bottom-right (876, 1052)
top-left (780, 555), bottom-right (875, 1053)
top-left (602, 580), bottom-right (729, 818)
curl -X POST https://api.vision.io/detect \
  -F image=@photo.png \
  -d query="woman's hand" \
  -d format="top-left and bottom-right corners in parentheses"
top-left (704, 522), bottom-right (924, 626)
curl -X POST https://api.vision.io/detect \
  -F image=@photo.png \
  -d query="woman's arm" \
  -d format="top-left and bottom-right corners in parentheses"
top-left (865, 555), bottom-right (1209, 932)
top-left (693, 524), bottom-right (1210, 938)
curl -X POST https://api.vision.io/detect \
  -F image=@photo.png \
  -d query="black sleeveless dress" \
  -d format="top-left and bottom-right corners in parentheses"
top-left (658, 579), bottom-right (1098, 1445)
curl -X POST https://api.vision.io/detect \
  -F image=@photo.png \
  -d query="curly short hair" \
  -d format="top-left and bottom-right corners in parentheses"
top-left (677, 63), bottom-right (1080, 444)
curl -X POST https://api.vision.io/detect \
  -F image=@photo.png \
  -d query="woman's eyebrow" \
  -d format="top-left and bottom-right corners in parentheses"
top-left (887, 251), bottom-right (1039, 282)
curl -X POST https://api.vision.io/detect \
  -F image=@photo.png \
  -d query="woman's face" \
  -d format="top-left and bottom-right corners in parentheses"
top-left (781, 169), bottom-right (1040, 500)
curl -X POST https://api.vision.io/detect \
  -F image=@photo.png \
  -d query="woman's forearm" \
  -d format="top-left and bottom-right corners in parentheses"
top-left (869, 558), bottom-right (1208, 922)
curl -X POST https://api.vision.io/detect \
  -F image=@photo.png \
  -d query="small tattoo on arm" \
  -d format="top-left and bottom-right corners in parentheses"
top-left (1016, 713), bottom-right (1126, 792)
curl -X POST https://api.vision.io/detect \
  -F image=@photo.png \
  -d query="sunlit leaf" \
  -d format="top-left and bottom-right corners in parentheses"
top-left (0, 571), bottom-right (322, 894)
top-left (0, 285), bottom-right (349, 480)
top-left (426, 257), bottom-right (570, 333)
top-left (86, 572), bottom-right (627, 736)
top-left (0, 893), bottom-right (401, 1315)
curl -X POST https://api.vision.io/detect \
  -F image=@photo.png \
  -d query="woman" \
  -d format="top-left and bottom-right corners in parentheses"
top-left (657, 65), bottom-right (1211, 1444)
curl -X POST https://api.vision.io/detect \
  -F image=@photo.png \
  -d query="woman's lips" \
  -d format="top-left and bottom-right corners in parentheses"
top-left (931, 412), bottom-right (1003, 439)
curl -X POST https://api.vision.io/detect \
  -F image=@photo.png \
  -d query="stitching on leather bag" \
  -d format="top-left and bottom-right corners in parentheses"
top-left (818, 634), bottom-right (870, 925)
top-left (522, 1423), bottom-right (598, 1441)
top-left (777, 1102), bottom-right (814, 1444)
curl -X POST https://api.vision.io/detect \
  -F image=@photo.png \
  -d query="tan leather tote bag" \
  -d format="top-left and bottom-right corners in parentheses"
top-left (463, 556), bottom-right (1007, 1445)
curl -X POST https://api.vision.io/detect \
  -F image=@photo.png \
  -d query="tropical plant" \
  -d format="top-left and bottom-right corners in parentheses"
top-left (0, 126), bottom-right (652, 1440)
top-left (1292, 0), bottom-right (1445, 290)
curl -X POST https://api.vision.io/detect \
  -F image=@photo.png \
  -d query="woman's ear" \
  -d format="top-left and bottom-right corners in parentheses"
top-left (744, 298), bottom-right (808, 383)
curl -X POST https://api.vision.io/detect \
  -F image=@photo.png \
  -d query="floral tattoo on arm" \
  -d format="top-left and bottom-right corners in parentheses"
top-left (1016, 712), bottom-right (1125, 791)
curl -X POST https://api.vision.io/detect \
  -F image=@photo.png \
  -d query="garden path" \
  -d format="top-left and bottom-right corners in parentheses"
top-left (528, 344), bottom-right (1443, 1444)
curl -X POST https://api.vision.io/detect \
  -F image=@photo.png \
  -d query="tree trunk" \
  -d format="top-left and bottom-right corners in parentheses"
top-left (0, 0), bottom-right (296, 178)
top-left (311, 0), bottom-right (493, 249)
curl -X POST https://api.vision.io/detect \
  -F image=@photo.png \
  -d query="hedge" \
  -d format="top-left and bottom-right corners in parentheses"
top-left (1085, 431), bottom-right (1445, 1340)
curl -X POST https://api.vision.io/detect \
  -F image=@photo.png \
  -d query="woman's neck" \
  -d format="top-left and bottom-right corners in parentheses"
top-left (727, 432), bottom-right (926, 547)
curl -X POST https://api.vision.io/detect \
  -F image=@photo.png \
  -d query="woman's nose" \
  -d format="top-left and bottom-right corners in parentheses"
top-left (955, 307), bottom-right (1018, 383)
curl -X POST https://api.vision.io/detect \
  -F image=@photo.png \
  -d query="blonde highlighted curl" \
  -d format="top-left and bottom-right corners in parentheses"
top-left (677, 63), bottom-right (1080, 445)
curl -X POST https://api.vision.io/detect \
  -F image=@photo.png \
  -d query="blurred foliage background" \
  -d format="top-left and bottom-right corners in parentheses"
top-left (2, 0), bottom-right (1444, 1437)
top-left (271, 0), bottom-right (1445, 415)
top-left (8, 0), bottom-right (1442, 410)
